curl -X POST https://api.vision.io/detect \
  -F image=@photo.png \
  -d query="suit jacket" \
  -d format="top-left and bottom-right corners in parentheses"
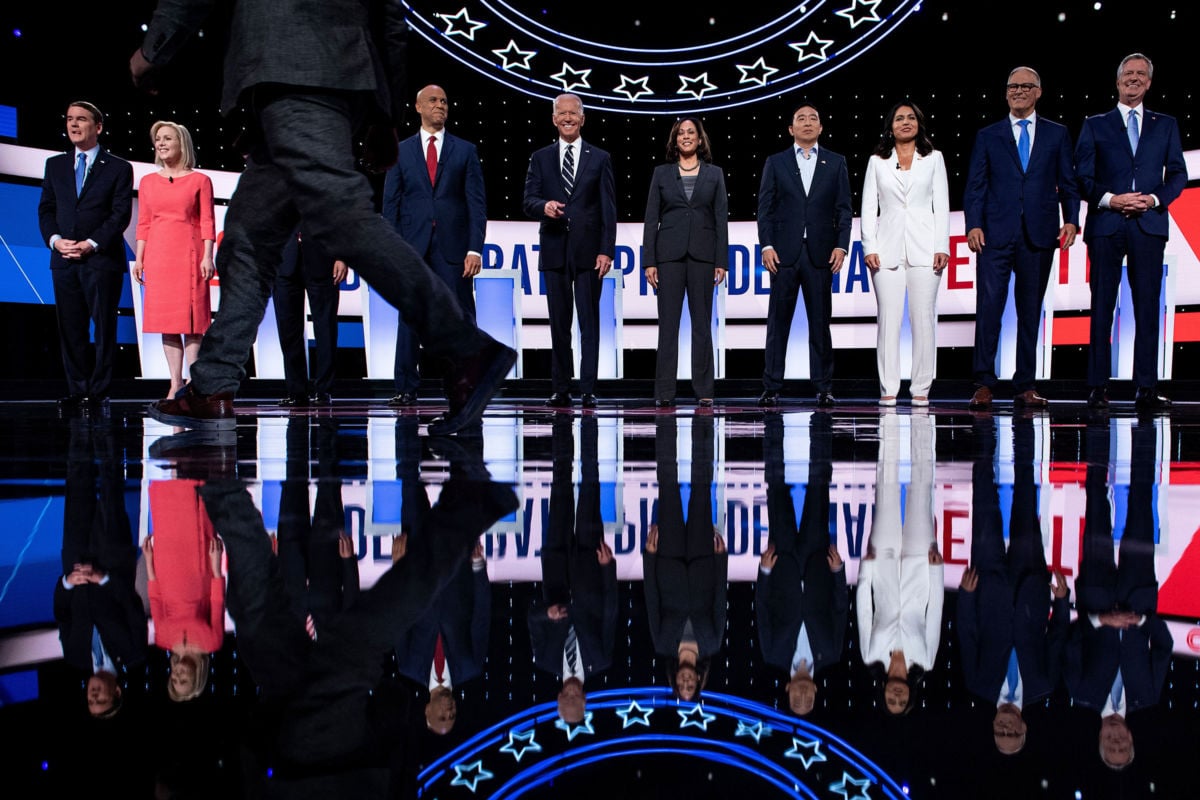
top-left (963, 116), bottom-right (1080, 250)
top-left (958, 587), bottom-right (1070, 705)
top-left (522, 140), bottom-right (617, 272)
top-left (395, 560), bottom-right (490, 686)
top-left (382, 131), bottom-right (486, 264)
top-left (141, 0), bottom-right (408, 120)
top-left (860, 150), bottom-right (950, 268)
top-left (757, 145), bottom-right (852, 266)
top-left (642, 162), bottom-right (729, 267)
top-left (1065, 616), bottom-right (1171, 714)
top-left (1075, 107), bottom-right (1187, 242)
top-left (38, 149), bottom-right (133, 273)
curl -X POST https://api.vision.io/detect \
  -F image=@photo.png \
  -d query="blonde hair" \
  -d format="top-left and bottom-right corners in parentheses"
top-left (150, 120), bottom-right (197, 170)
top-left (167, 651), bottom-right (211, 702)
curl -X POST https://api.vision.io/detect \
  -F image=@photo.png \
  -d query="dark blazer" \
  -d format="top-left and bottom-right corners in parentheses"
top-left (757, 145), bottom-right (852, 265)
top-left (382, 131), bottom-right (486, 264)
top-left (38, 149), bottom-right (133, 273)
top-left (522, 140), bottom-right (617, 272)
top-left (963, 116), bottom-right (1080, 249)
top-left (1075, 108), bottom-right (1187, 242)
top-left (642, 162), bottom-right (729, 267)
top-left (395, 559), bottom-right (490, 686)
top-left (1065, 617), bottom-right (1171, 714)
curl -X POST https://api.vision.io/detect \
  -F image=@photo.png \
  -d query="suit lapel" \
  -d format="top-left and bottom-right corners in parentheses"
top-left (1000, 122), bottom-right (1023, 172)
top-left (435, 134), bottom-right (453, 191)
top-left (885, 151), bottom-right (907, 195)
top-left (77, 150), bottom-right (106, 203)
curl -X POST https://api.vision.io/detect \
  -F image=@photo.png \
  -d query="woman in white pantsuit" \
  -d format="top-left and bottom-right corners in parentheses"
top-left (860, 102), bottom-right (950, 405)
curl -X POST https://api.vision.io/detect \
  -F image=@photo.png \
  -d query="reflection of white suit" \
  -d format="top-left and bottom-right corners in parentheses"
top-left (860, 150), bottom-right (950, 398)
top-left (857, 413), bottom-right (944, 670)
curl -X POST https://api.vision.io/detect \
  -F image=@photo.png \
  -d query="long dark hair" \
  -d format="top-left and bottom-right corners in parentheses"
top-left (872, 101), bottom-right (934, 158)
top-left (665, 117), bottom-right (713, 163)
top-left (668, 656), bottom-right (712, 702)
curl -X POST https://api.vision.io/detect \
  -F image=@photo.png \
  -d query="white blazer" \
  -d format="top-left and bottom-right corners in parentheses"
top-left (859, 149), bottom-right (950, 270)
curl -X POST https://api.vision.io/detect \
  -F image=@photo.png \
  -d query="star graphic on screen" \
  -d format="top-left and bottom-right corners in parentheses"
top-left (677, 72), bottom-right (718, 100)
top-left (788, 31), bottom-right (834, 64)
top-left (735, 57), bottom-right (780, 87)
top-left (449, 760), bottom-right (495, 793)
top-left (614, 75), bottom-right (654, 102)
top-left (498, 729), bottom-right (542, 763)
top-left (834, 0), bottom-right (883, 29)
top-left (615, 700), bottom-right (654, 728)
top-left (550, 62), bottom-right (592, 92)
top-left (492, 39), bottom-right (536, 71)
top-left (734, 719), bottom-right (767, 743)
top-left (677, 704), bottom-right (717, 731)
top-left (784, 737), bottom-right (828, 770)
top-left (436, 8), bottom-right (487, 41)
top-left (554, 711), bottom-right (595, 741)
top-left (829, 772), bottom-right (873, 800)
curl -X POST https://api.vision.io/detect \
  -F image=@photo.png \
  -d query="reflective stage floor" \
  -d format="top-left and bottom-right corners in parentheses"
top-left (1, 396), bottom-right (1198, 799)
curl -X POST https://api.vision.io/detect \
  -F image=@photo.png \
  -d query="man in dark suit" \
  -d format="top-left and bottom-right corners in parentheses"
top-left (273, 231), bottom-right (345, 406)
top-left (964, 67), bottom-right (1080, 410)
top-left (522, 93), bottom-right (617, 409)
top-left (38, 101), bottom-right (133, 416)
top-left (1076, 53), bottom-right (1187, 410)
top-left (133, 0), bottom-right (514, 435)
top-left (382, 85), bottom-right (486, 408)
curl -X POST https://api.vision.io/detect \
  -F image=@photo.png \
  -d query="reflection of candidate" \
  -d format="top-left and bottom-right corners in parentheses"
top-left (528, 416), bottom-right (615, 722)
top-left (757, 412), bottom-right (847, 716)
top-left (958, 414), bottom-right (1070, 754)
top-left (857, 412), bottom-right (944, 715)
top-left (644, 415), bottom-right (728, 702)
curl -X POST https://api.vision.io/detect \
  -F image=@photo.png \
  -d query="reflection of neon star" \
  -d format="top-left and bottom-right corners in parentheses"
top-left (614, 75), bottom-right (654, 102)
top-left (784, 737), bottom-right (828, 770)
top-left (554, 711), bottom-right (595, 741)
top-left (499, 729), bottom-right (542, 763)
top-left (493, 39), bottom-right (536, 70)
top-left (788, 32), bottom-right (834, 64)
top-left (449, 760), bottom-right (495, 793)
top-left (677, 72), bottom-right (718, 100)
top-left (835, 0), bottom-right (883, 29)
top-left (435, 8), bottom-right (487, 40)
top-left (734, 719), bottom-right (766, 743)
top-left (735, 57), bottom-right (780, 87)
top-left (550, 62), bottom-right (592, 92)
top-left (616, 700), bottom-right (654, 728)
top-left (677, 704), bottom-right (717, 731)
top-left (829, 772), bottom-right (872, 800)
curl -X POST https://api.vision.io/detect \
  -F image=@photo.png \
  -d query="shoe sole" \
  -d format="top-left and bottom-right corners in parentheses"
top-left (149, 429), bottom-right (236, 458)
top-left (428, 345), bottom-right (518, 435)
top-left (148, 404), bottom-right (237, 431)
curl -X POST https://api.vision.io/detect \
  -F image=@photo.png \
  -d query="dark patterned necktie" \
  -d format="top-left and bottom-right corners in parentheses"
top-left (561, 144), bottom-right (575, 197)
top-left (565, 625), bottom-right (578, 674)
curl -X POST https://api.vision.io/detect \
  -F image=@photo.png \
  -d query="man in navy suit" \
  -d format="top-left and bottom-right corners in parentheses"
top-left (757, 105), bottom-right (853, 407)
top-left (1076, 53), bottom-right (1187, 410)
top-left (964, 67), bottom-right (1079, 410)
top-left (38, 102), bottom-right (133, 415)
top-left (522, 94), bottom-right (617, 409)
top-left (273, 231), bottom-right (345, 406)
top-left (382, 84), bottom-right (487, 408)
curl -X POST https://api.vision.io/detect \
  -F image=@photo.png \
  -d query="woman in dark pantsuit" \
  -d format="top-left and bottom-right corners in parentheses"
top-left (642, 118), bottom-right (728, 407)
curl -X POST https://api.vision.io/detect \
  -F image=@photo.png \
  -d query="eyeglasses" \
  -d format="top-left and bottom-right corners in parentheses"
top-left (1006, 83), bottom-right (1039, 93)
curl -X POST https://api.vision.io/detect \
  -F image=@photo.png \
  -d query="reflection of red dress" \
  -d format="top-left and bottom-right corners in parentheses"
top-left (136, 172), bottom-right (215, 334)
top-left (147, 480), bottom-right (225, 652)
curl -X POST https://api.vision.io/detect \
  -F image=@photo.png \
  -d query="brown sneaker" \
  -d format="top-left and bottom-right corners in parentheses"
top-left (969, 385), bottom-right (993, 409)
top-left (1013, 389), bottom-right (1049, 408)
top-left (148, 385), bottom-right (236, 430)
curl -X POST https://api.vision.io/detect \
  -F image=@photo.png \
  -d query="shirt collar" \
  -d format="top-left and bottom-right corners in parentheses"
top-left (795, 142), bottom-right (819, 158)
top-left (75, 143), bottom-right (101, 163)
top-left (1009, 112), bottom-right (1037, 127)
top-left (1117, 101), bottom-right (1144, 118)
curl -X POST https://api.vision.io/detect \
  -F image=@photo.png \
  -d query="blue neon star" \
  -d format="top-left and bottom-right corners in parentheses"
top-left (614, 75), bottom-right (654, 102)
top-left (435, 8), bottom-right (487, 41)
top-left (449, 760), bottom-right (495, 793)
top-left (784, 737), bottom-right (828, 770)
top-left (554, 711), bottom-right (595, 741)
top-left (834, 0), bottom-right (883, 29)
top-left (550, 62), bottom-right (592, 92)
top-left (735, 57), bottom-right (780, 87)
top-left (677, 704), bottom-right (717, 731)
top-left (734, 719), bottom-right (767, 743)
top-left (615, 700), bottom-right (653, 728)
top-left (499, 728), bottom-right (542, 763)
top-left (829, 772), bottom-right (872, 800)
top-left (677, 72), bottom-right (718, 101)
top-left (492, 39), bottom-right (536, 71)
top-left (788, 31), bottom-right (834, 64)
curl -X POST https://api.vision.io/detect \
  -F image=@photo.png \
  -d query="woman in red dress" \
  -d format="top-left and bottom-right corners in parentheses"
top-left (133, 121), bottom-right (216, 398)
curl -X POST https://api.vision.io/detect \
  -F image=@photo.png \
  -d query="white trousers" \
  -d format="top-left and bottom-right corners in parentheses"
top-left (870, 261), bottom-right (942, 397)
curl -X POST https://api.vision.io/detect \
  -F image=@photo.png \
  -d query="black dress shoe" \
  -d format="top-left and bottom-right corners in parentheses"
top-left (428, 339), bottom-right (518, 435)
top-left (308, 392), bottom-right (332, 407)
top-left (84, 396), bottom-right (110, 417)
top-left (545, 392), bottom-right (572, 408)
top-left (581, 393), bottom-right (598, 408)
top-left (1087, 387), bottom-right (1109, 410)
top-left (655, 399), bottom-right (675, 409)
top-left (279, 395), bottom-right (308, 407)
top-left (698, 398), bottom-right (714, 408)
top-left (387, 392), bottom-right (418, 407)
top-left (58, 394), bottom-right (86, 415)
top-left (758, 391), bottom-right (779, 407)
top-left (1134, 388), bottom-right (1171, 410)
top-left (816, 392), bottom-right (836, 408)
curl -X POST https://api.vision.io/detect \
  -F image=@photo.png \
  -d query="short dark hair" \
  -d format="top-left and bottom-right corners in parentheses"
top-left (792, 103), bottom-right (820, 120)
top-left (872, 101), bottom-right (935, 158)
top-left (665, 117), bottom-right (713, 163)
top-left (67, 101), bottom-right (104, 126)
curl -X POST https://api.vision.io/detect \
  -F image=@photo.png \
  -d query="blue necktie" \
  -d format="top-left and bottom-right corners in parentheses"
top-left (92, 627), bottom-right (104, 671)
top-left (1111, 669), bottom-right (1124, 710)
top-left (75, 152), bottom-right (87, 196)
top-left (1127, 110), bottom-right (1139, 154)
top-left (1016, 120), bottom-right (1031, 172)
top-left (1005, 649), bottom-right (1019, 702)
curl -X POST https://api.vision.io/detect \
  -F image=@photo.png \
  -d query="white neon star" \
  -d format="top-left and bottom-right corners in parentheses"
top-left (449, 760), bottom-right (495, 793)
top-left (616, 699), bottom-right (654, 728)
top-left (784, 737), bottom-right (828, 770)
top-left (677, 704), bottom-right (717, 731)
top-left (829, 772), bottom-right (873, 800)
top-left (788, 31), bottom-right (834, 64)
top-left (734, 57), bottom-right (780, 87)
top-left (492, 39), bottom-right (536, 71)
top-left (436, 8), bottom-right (487, 41)
top-left (554, 710), bottom-right (595, 741)
top-left (835, 0), bottom-right (883, 29)
top-left (550, 62), bottom-right (592, 92)
top-left (614, 75), bottom-right (654, 102)
top-left (499, 728), bottom-right (542, 763)
top-left (734, 719), bottom-right (767, 743)
top-left (677, 72), bottom-right (718, 101)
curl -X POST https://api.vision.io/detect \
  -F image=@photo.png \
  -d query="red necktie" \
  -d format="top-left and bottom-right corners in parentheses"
top-left (433, 633), bottom-right (446, 683)
top-left (426, 135), bottom-right (438, 185)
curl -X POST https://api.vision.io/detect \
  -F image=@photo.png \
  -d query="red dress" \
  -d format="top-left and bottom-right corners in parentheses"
top-left (147, 480), bottom-right (226, 652)
top-left (136, 171), bottom-right (216, 334)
